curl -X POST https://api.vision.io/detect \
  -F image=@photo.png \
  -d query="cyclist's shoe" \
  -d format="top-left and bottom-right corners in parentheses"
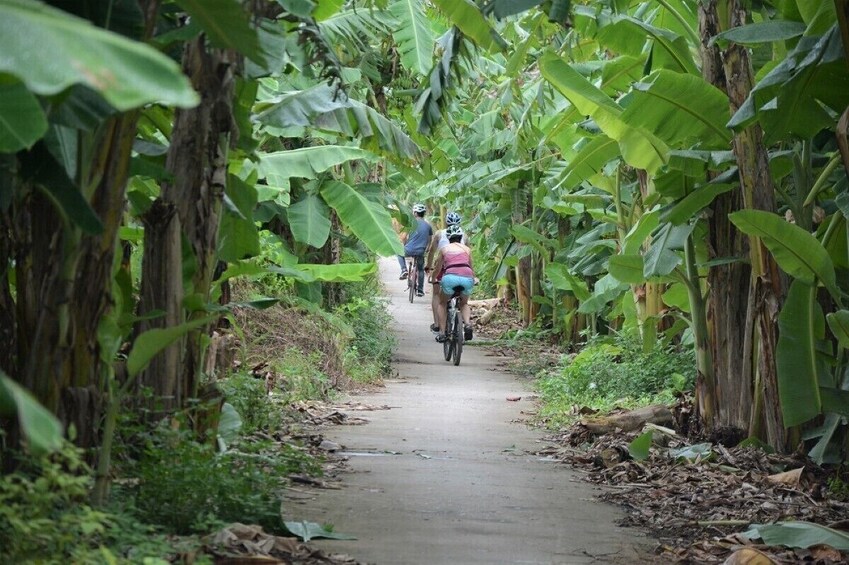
top-left (435, 334), bottom-right (447, 343)
top-left (464, 326), bottom-right (473, 341)
top-left (416, 291), bottom-right (425, 297)
top-left (430, 323), bottom-right (439, 332)
top-left (399, 271), bottom-right (408, 280)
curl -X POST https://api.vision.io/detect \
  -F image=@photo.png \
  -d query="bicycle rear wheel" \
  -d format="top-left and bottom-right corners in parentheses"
top-left (408, 275), bottom-right (414, 302)
top-left (443, 302), bottom-right (454, 361)
top-left (452, 311), bottom-right (464, 366)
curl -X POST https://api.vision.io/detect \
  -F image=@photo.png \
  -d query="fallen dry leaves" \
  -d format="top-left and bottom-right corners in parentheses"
top-left (539, 420), bottom-right (849, 564)
top-left (206, 523), bottom-right (361, 564)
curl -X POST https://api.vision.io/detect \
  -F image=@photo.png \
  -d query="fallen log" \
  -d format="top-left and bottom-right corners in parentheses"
top-left (582, 404), bottom-right (674, 434)
top-left (469, 298), bottom-right (502, 309)
top-left (478, 308), bottom-right (498, 325)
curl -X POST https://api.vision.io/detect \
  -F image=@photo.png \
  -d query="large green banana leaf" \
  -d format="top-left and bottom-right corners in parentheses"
top-left (175, 0), bottom-right (263, 63)
top-left (729, 209), bottom-right (840, 301)
top-left (296, 263), bottom-right (377, 282)
top-left (256, 83), bottom-right (420, 158)
top-left (596, 15), bottom-right (698, 75)
top-left (0, 0), bottom-right (197, 109)
top-left (539, 51), bottom-right (669, 173)
top-left (600, 55), bottom-right (647, 94)
top-left (287, 194), bottom-right (331, 249)
top-left (544, 263), bottom-right (590, 300)
top-left (0, 81), bottom-right (46, 152)
top-left (219, 175), bottom-right (260, 262)
top-left (432, 0), bottom-right (507, 53)
top-left (776, 281), bottom-right (821, 427)
top-left (728, 26), bottom-right (849, 144)
top-left (391, 0), bottom-right (435, 76)
top-left (549, 135), bottom-right (619, 192)
top-left (0, 371), bottom-right (63, 455)
top-left (711, 20), bottom-right (806, 46)
top-left (320, 181), bottom-right (405, 257)
top-left (315, 100), bottom-right (421, 158)
top-left (255, 83), bottom-right (349, 127)
top-left (622, 70), bottom-right (732, 149)
top-left (643, 223), bottom-right (694, 278)
top-left (259, 146), bottom-right (378, 181)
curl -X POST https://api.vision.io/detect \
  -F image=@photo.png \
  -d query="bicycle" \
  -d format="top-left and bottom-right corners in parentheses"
top-left (441, 286), bottom-right (465, 366)
top-left (405, 256), bottom-right (416, 303)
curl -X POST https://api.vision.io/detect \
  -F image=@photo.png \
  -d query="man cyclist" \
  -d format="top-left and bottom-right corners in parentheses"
top-left (431, 225), bottom-right (475, 342)
top-left (425, 211), bottom-right (466, 332)
top-left (396, 203), bottom-right (433, 297)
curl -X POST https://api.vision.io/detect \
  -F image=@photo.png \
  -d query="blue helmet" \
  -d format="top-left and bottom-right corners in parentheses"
top-left (445, 211), bottom-right (461, 225)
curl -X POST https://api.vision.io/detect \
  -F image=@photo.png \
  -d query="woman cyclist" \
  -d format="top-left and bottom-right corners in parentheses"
top-left (425, 211), bottom-right (464, 332)
top-left (432, 225), bottom-right (475, 343)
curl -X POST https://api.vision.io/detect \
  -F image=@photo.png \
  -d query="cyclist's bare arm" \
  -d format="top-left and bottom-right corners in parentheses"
top-left (425, 232), bottom-right (440, 271)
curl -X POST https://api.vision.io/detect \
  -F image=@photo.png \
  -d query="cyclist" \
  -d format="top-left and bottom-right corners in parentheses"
top-left (425, 211), bottom-right (466, 332)
top-left (431, 225), bottom-right (475, 342)
top-left (396, 203), bottom-right (433, 297)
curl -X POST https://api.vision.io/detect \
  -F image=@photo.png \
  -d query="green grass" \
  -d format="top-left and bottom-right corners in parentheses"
top-left (535, 333), bottom-right (695, 428)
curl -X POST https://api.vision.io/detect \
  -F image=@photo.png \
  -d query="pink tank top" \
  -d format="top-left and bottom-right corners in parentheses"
top-left (442, 247), bottom-right (474, 278)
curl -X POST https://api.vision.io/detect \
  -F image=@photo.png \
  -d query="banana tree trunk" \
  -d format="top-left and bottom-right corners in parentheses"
top-left (137, 199), bottom-right (184, 412)
top-left (139, 36), bottom-right (237, 408)
top-left (699, 0), bottom-right (750, 432)
top-left (723, 0), bottom-right (786, 449)
top-left (0, 216), bottom-right (14, 376)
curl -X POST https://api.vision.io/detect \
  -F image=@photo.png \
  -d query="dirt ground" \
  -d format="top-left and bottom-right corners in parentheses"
top-left (281, 258), bottom-right (655, 565)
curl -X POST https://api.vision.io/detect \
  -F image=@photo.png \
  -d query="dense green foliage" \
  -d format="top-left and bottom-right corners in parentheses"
top-left (538, 333), bottom-right (694, 421)
top-left (129, 426), bottom-right (317, 534)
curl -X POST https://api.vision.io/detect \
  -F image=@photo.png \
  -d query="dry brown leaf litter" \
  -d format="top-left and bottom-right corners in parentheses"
top-left (539, 421), bottom-right (849, 563)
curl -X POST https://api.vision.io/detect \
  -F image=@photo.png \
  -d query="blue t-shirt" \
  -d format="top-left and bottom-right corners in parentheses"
top-left (404, 218), bottom-right (433, 256)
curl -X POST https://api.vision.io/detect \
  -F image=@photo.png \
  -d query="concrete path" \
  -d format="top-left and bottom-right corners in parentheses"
top-left (289, 258), bottom-right (653, 564)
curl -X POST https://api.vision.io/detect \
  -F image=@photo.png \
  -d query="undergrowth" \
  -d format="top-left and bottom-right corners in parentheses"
top-left (535, 332), bottom-right (696, 428)
top-left (0, 441), bottom-right (210, 564)
top-left (127, 424), bottom-right (318, 535)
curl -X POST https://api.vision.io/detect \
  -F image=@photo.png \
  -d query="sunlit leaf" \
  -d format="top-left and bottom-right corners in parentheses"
top-left (729, 209), bottom-right (839, 300)
top-left (320, 181), bottom-right (404, 256)
top-left (0, 0), bottom-right (198, 109)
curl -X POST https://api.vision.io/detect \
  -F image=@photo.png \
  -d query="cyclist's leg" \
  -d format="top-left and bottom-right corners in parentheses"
top-left (397, 254), bottom-right (408, 277)
top-left (414, 255), bottom-right (426, 293)
top-left (458, 279), bottom-right (474, 325)
top-left (430, 279), bottom-right (440, 330)
top-left (436, 281), bottom-right (450, 334)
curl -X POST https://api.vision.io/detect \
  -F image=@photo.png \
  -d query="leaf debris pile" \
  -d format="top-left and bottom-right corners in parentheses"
top-left (206, 523), bottom-right (361, 564)
top-left (541, 422), bottom-right (849, 563)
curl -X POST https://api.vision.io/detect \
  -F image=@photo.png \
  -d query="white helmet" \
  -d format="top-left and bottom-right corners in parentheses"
top-left (412, 203), bottom-right (426, 214)
top-left (445, 224), bottom-right (464, 240)
top-left (445, 211), bottom-right (461, 225)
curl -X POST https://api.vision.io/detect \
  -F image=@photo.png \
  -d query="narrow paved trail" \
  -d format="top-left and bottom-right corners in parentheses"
top-left (291, 258), bottom-right (653, 564)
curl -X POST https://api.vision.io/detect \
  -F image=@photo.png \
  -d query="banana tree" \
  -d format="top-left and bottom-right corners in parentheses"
top-left (0, 0), bottom-right (197, 447)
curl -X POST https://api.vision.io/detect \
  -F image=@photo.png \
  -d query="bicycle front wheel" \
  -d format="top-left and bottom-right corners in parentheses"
top-left (452, 311), bottom-right (464, 366)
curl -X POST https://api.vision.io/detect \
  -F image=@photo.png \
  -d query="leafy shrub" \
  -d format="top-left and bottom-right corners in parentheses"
top-left (336, 296), bottom-right (395, 382)
top-left (538, 333), bottom-right (695, 422)
top-left (130, 426), bottom-right (316, 535)
top-left (0, 442), bottom-right (111, 563)
top-left (219, 371), bottom-right (275, 433)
